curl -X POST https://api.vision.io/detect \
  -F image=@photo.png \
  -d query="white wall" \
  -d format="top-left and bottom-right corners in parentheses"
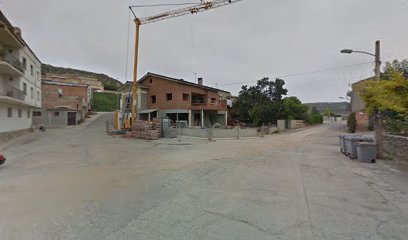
top-left (18, 46), bottom-right (41, 108)
top-left (0, 102), bottom-right (32, 133)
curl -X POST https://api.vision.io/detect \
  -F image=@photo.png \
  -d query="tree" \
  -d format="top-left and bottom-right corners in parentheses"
top-left (323, 108), bottom-right (333, 117)
top-left (382, 59), bottom-right (408, 80)
top-left (360, 69), bottom-right (408, 119)
top-left (305, 106), bottom-right (323, 125)
top-left (234, 77), bottom-right (288, 121)
top-left (282, 97), bottom-right (308, 120)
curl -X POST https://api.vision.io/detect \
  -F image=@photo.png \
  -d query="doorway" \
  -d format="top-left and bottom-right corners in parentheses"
top-left (67, 112), bottom-right (77, 126)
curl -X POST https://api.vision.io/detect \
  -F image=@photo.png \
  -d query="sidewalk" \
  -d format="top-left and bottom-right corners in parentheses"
top-left (0, 112), bottom-right (108, 151)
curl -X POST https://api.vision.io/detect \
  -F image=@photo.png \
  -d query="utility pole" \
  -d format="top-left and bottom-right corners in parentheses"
top-left (374, 40), bottom-right (384, 158)
top-left (341, 40), bottom-right (383, 158)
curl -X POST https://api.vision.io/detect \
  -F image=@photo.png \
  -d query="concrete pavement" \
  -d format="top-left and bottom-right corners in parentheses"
top-left (0, 114), bottom-right (407, 239)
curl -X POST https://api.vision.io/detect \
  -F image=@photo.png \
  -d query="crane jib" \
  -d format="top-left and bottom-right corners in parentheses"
top-left (137, 0), bottom-right (243, 25)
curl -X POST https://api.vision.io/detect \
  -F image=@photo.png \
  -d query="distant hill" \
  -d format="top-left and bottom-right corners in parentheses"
top-left (41, 64), bottom-right (123, 90)
top-left (305, 102), bottom-right (350, 115)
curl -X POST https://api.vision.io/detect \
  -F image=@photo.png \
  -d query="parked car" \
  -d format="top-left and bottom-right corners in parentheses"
top-left (0, 153), bottom-right (5, 165)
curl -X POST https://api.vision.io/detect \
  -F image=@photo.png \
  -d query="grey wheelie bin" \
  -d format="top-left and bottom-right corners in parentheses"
top-left (356, 142), bottom-right (377, 163)
top-left (344, 135), bottom-right (374, 159)
top-left (338, 134), bottom-right (351, 154)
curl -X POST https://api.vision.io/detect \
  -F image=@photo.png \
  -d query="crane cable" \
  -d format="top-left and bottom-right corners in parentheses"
top-left (187, 14), bottom-right (196, 82)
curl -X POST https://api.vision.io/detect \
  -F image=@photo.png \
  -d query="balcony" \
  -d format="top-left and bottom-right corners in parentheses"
top-left (0, 20), bottom-right (24, 48)
top-left (0, 85), bottom-right (27, 105)
top-left (0, 54), bottom-right (24, 76)
top-left (191, 95), bottom-right (227, 111)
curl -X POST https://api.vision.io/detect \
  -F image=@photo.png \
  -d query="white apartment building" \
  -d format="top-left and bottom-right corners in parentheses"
top-left (0, 11), bottom-right (41, 134)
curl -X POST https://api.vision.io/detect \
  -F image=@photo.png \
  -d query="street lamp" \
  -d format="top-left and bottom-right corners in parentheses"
top-left (340, 40), bottom-right (381, 80)
top-left (340, 40), bottom-right (383, 158)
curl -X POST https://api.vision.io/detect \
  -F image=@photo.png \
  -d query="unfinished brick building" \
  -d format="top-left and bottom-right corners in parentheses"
top-left (32, 80), bottom-right (91, 128)
top-left (118, 72), bottom-right (231, 128)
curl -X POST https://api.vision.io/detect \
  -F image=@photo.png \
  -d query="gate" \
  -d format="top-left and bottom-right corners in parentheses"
top-left (67, 112), bottom-right (77, 126)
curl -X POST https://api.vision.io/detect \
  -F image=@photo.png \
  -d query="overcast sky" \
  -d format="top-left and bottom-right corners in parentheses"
top-left (1, 0), bottom-right (408, 102)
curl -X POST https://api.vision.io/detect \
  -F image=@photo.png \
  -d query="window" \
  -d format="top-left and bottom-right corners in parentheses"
top-left (183, 93), bottom-right (189, 101)
top-left (27, 110), bottom-right (30, 118)
top-left (149, 79), bottom-right (153, 84)
top-left (37, 91), bottom-right (40, 101)
top-left (30, 65), bottom-right (34, 76)
top-left (7, 108), bottom-right (12, 118)
top-left (76, 103), bottom-right (79, 109)
top-left (30, 87), bottom-right (34, 98)
top-left (54, 112), bottom-right (59, 117)
top-left (18, 109), bottom-right (22, 118)
top-left (37, 71), bottom-right (40, 80)
top-left (151, 95), bottom-right (156, 104)
top-left (211, 97), bottom-right (217, 103)
top-left (8, 49), bottom-right (12, 54)
top-left (23, 82), bottom-right (27, 95)
top-left (22, 57), bottom-right (27, 70)
top-left (33, 111), bottom-right (42, 117)
top-left (166, 93), bottom-right (173, 101)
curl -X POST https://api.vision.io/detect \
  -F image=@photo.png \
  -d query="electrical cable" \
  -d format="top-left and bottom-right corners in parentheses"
top-left (219, 62), bottom-right (374, 86)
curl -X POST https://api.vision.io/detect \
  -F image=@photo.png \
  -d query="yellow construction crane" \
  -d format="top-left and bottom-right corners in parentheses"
top-left (127, 0), bottom-right (243, 124)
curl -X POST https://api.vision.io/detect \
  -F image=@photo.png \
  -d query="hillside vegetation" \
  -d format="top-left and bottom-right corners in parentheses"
top-left (92, 92), bottom-right (119, 112)
top-left (305, 102), bottom-right (350, 115)
top-left (42, 64), bottom-right (123, 90)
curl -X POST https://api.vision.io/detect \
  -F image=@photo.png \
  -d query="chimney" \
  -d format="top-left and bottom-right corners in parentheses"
top-left (198, 77), bottom-right (203, 86)
top-left (14, 27), bottom-right (22, 38)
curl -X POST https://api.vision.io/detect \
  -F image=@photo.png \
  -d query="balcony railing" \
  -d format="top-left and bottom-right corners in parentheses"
top-left (0, 54), bottom-right (25, 73)
top-left (0, 85), bottom-right (25, 101)
top-left (191, 99), bottom-right (227, 109)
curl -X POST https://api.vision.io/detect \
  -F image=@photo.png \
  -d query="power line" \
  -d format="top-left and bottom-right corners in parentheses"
top-left (219, 61), bottom-right (374, 86)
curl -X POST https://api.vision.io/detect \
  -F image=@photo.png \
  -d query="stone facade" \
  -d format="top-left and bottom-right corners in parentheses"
top-left (383, 134), bottom-right (408, 163)
top-left (355, 111), bottom-right (369, 132)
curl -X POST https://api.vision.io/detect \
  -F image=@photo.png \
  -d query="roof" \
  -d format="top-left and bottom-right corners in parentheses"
top-left (138, 72), bottom-right (231, 94)
top-left (116, 81), bottom-right (149, 93)
top-left (352, 77), bottom-right (374, 86)
top-left (0, 10), bottom-right (42, 63)
top-left (42, 79), bottom-right (89, 88)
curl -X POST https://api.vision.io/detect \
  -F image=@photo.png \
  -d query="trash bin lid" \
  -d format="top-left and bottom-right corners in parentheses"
top-left (344, 135), bottom-right (374, 141)
top-left (343, 135), bottom-right (362, 140)
top-left (356, 142), bottom-right (376, 146)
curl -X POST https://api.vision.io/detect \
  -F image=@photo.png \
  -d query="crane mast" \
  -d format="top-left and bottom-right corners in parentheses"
top-left (127, 0), bottom-right (243, 125)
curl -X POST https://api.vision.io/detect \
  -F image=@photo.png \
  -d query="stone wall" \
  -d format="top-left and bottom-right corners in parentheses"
top-left (383, 134), bottom-right (408, 163)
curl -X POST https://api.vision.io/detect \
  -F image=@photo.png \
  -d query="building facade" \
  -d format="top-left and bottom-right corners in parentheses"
top-left (42, 73), bottom-right (104, 92)
top-left (118, 73), bottom-right (230, 128)
top-left (32, 80), bottom-right (90, 128)
top-left (351, 78), bottom-right (374, 131)
top-left (0, 11), bottom-right (41, 134)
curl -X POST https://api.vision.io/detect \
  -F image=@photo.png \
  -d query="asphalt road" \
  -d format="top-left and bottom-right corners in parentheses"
top-left (0, 113), bottom-right (407, 240)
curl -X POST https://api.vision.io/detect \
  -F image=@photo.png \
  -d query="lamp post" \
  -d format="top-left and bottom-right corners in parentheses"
top-left (341, 40), bottom-right (383, 158)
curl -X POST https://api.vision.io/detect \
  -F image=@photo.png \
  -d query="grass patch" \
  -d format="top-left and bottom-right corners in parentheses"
top-left (92, 92), bottom-right (118, 112)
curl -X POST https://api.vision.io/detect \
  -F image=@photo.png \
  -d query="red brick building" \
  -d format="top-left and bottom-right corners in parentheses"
top-left (32, 80), bottom-right (91, 127)
top-left (119, 73), bottom-right (230, 128)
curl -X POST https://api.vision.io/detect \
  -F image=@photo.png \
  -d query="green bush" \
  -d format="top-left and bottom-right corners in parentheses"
top-left (92, 92), bottom-right (118, 112)
top-left (305, 113), bottom-right (323, 125)
top-left (347, 112), bottom-right (356, 133)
